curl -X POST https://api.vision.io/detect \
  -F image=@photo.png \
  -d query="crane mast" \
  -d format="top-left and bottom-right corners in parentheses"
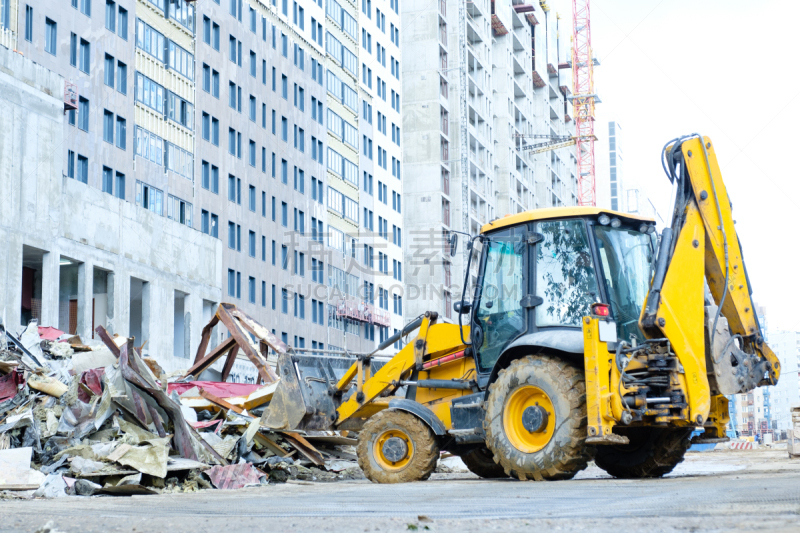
top-left (572, 0), bottom-right (597, 206)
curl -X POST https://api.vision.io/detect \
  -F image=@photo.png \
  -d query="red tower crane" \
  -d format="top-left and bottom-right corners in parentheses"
top-left (571, 0), bottom-right (597, 206)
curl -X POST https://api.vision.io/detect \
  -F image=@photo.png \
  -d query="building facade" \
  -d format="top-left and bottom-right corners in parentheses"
top-left (0, 44), bottom-right (222, 374)
top-left (1, 0), bottom-right (405, 378)
top-left (607, 120), bottom-right (624, 212)
top-left (402, 0), bottom-right (577, 322)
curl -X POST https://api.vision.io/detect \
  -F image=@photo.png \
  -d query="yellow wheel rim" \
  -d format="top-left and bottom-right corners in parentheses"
top-left (373, 428), bottom-right (414, 471)
top-left (503, 385), bottom-right (556, 453)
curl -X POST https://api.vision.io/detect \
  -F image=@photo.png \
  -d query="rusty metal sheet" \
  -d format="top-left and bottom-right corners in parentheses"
top-left (113, 338), bottom-right (198, 460)
top-left (198, 388), bottom-right (244, 414)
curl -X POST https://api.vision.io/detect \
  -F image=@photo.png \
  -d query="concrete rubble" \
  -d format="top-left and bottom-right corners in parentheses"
top-left (0, 320), bottom-right (363, 499)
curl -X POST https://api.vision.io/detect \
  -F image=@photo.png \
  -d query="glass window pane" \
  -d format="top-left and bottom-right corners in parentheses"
top-left (535, 219), bottom-right (599, 327)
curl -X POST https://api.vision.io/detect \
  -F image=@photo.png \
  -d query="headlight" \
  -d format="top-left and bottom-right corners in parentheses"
top-left (598, 214), bottom-right (610, 225)
top-left (647, 225), bottom-right (656, 234)
top-left (610, 218), bottom-right (621, 228)
top-left (639, 223), bottom-right (649, 233)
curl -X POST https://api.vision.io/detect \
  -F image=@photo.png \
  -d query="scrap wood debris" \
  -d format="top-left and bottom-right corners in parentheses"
top-left (0, 318), bottom-right (363, 499)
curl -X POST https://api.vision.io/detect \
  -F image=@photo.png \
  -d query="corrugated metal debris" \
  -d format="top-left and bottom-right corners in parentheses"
top-left (0, 318), bottom-right (362, 499)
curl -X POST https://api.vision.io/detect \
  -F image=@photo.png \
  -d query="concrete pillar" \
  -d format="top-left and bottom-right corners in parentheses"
top-left (76, 260), bottom-right (93, 340)
top-left (40, 246), bottom-right (59, 329)
top-left (140, 279), bottom-right (152, 356)
top-left (105, 271), bottom-right (116, 336)
top-left (186, 293), bottom-right (204, 362)
top-left (0, 233), bottom-right (23, 330)
top-left (113, 271), bottom-right (130, 338)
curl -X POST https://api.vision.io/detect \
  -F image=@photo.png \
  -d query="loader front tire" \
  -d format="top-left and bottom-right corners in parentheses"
top-left (594, 427), bottom-right (692, 479)
top-left (357, 410), bottom-right (439, 483)
top-left (459, 446), bottom-right (508, 479)
top-left (484, 355), bottom-right (592, 481)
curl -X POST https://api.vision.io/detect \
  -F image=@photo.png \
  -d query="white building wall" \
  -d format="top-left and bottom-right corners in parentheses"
top-left (0, 46), bottom-right (222, 375)
top-left (401, 0), bottom-right (577, 322)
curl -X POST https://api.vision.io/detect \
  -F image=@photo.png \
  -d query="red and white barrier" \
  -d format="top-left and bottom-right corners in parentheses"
top-left (728, 440), bottom-right (757, 450)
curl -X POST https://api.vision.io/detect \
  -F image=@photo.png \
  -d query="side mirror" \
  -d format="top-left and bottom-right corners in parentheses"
top-left (453, 301), bottom-right (472, 314)
top-left (449, 233), bottom-right (458, 257)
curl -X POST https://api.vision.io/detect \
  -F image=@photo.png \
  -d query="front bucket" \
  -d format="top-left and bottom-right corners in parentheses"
top-left (260, 352), bottom-right (357, 431)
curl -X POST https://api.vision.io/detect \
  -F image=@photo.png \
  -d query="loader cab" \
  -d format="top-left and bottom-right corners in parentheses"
top-left (465, 208), bottom-right (657, 380)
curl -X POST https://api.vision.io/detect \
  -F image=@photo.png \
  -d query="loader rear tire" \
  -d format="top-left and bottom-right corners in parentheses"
top-left (357, 409), bottom-right (439, 483)
top-left (594, 427), bottom-right (692, 479)
top-left (459, 446), bottom-right (508, 479)
top-left (484, 355), bottom-right (592, 481)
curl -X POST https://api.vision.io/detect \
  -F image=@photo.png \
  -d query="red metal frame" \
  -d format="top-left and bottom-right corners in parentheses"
top-left (572, 0), bottom-right (596, 206)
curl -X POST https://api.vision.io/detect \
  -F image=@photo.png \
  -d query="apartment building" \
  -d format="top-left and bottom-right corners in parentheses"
top-left (1, 0), bottom-right (404, 380)
top-left (768, 331), bottom-right (800, 432)
top-left (402, 0), bottom-right (577, 321)
top-left (727, 305), bottom-right (777, 437)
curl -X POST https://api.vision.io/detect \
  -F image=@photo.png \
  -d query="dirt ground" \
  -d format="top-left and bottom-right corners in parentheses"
top-left (2, 449), bottom-right (799, 533)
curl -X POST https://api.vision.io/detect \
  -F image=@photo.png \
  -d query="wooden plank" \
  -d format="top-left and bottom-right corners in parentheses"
top-left (94, 326), bottom-right (120, 357)
top-left (216, 305), bottom-right (278, 383)
top-left (230, 306), bottom-right (290, 356)
top-left (253, 432), bottom-right (289, 458)
top-left (192, 315), bottom-right (215, 365)
top-left (220, 345), bottom-right (240, 383)
top-left (0, 484), bottom-right (40, 491)
top-left (280, 432), bottom-right (325, 466)
top-left (198, 388), bottom-right (244, 414)
top-left (181, 335), bottom-right (237, 380)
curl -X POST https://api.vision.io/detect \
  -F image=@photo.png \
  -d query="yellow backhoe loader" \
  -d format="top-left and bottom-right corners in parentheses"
top-left (259, 135), bottom-right (780, 482)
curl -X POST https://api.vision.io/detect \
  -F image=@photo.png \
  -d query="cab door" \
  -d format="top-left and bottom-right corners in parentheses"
top-left (471, 225), bottom-right (530, 374)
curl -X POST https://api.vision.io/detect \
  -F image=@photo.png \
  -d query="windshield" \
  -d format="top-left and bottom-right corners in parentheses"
top-left (593, 226), bottom-right (655, 344)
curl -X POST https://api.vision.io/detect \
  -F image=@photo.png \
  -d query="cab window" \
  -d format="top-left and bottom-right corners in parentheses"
top-left (534, 219), bottom-right (599, 327)
top-left (474, 228), bottom-right (527, 371)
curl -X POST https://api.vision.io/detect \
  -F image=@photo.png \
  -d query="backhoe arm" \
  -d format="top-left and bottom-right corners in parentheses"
top-left (639, 135), bottom-right (779, 425)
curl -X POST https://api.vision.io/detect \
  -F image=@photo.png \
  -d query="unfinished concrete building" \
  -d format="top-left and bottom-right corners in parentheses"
top-left (0, 45), bottom-right (222, 374)
top-left (402, 0), bottom-right (577, 321)
top-left (0, 0), bottom-right (406, 379)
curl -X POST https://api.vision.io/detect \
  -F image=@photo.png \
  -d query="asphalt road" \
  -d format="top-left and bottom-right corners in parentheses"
top-left (2, 450), bottom-right (799, 533)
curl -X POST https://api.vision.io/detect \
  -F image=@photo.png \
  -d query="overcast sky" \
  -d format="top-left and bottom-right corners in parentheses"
top-left (550, 0), bottom-right (800, 332)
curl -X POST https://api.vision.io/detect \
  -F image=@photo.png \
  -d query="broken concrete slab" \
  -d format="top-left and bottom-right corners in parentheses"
top-left (0, 447), bottom-right (46, 487)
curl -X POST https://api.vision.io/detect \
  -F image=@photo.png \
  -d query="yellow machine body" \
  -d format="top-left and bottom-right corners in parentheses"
top-left (262, 135), bottom-right (777, 478)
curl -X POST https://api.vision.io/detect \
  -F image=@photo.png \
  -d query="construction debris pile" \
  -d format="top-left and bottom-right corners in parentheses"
top-left (0, 322), bottom-right (362, 498)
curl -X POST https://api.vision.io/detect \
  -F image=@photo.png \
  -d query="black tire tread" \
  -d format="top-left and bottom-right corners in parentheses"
top-left (459, 447), bottom-right (508, 479)
top-left (356, 409), bottom-right (439, 484)
top-left (484, 355), bottom-right (592, 481)
top-left (594, 427), bottom-right (692, 479)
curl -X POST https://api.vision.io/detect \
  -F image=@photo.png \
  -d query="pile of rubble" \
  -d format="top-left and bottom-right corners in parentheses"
top-left (0, 322), bottom-right (361, 498)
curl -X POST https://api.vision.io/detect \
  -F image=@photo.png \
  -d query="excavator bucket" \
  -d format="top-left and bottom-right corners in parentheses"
top-left (260, 351), bottom-right (357, 431)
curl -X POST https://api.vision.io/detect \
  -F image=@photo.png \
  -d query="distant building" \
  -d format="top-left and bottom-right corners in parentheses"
top-left (402, 0), bottom-right (577, 322)
top-left (626, 190), bottom-right (665, 226)
top-left (768, 331), bottom-right (800, 432)
top-left (608, 121), bottom-right (624, 212)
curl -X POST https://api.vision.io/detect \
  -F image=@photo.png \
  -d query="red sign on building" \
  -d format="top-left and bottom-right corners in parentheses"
top-left (64, 82), bottom-right (78, 111)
